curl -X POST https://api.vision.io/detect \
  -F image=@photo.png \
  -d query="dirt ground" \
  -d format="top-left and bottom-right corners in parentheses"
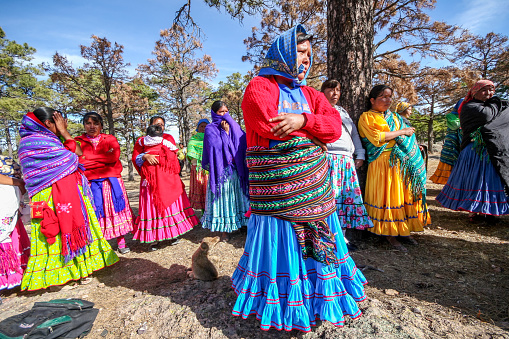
top-left (1, 153), bottom-right (509, 338)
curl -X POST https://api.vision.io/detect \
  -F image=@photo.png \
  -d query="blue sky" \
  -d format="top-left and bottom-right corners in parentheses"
top-left (1, 0), bottom-right (508, 141)
top-left (0, 0), bottom-right (260, 86)
top-left (1, 0), bottom-right (508, 84)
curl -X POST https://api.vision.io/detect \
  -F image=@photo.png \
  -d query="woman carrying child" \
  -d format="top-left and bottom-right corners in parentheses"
top-left (132, 118), bottom-right (199, 251)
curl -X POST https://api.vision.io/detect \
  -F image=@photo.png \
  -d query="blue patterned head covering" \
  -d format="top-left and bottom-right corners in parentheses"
top-left (452, 98), bottom-right (464, 115)
top-left (196, 118), bottom-right (210, 131)
top-left (258, 24), bottom-right (313, 86)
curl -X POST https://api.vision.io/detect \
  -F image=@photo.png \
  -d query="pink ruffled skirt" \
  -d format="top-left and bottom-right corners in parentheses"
top-left (0, 219), bottom-right (30, 290)
top-left (97, 178), bottom-right (135, 240)
top-left (133, 180), bottom-right (199, 243)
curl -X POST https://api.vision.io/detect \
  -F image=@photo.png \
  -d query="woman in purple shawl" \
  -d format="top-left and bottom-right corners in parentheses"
top-left (201, 101), bottom-right (249, 241)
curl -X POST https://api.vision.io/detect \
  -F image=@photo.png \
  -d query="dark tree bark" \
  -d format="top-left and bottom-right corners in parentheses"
top-left (106, 92), bottom-right (115, 136)
top-left (126, 146), bottom-right (134, 181)
top-left (327, 0), bottom-right (375, 187)
top-left (427, 94), bottom-right (435, 153)
top-left (327, 0), bottom-right (374, 122)
top-left (4, 124), bottom-right (13, 158)
top-left (127, 132), bottom-right (137, 182)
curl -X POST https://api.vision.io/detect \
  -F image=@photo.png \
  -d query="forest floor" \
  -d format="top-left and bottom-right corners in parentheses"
top-left (1, 153), bottom-right (509, 338)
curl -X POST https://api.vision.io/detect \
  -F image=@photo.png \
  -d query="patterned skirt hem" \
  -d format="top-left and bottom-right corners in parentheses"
top-left (21, 256), bottom-right (117, 292)
top-left (328, 154), bottom-right (374, 230)
top-left (201, 216), bottom-right (248, 233)
top-left (133, 226), bottom-right (193, 243)
top-left (189, 165), bottom-right (208, 210)
top-left (21, 184), bottom-right (119, 292)
top-left (97, 178), bottom-right (135, 240)
top-left (134, 181), bottom-right (199, 242)
top-left (430, 161), bottom-right (452, 185)
top-left (230, 214), bottom-right (367, 332)
top-left (436, 144), bottom-right (509, 215)
top-left (201, 170), bottom-right (250, 233)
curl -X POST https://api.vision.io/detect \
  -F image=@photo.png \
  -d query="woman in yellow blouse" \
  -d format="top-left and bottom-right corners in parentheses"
top-left (358, 85), bottom-right (430, 252)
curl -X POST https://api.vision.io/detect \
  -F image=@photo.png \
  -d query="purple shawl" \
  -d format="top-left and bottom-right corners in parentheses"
top-left (202, 110), bottom-right (249, 201)
top-left (19, 113), bottom-right (79, 198)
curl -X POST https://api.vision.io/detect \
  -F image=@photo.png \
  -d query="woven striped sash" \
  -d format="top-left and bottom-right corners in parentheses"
top-left (246, 137), bottom-right (338, 266)
top-left (440, 128), bottom-right (462, 166)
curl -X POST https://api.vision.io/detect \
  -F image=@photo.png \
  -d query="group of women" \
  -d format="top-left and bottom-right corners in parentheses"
top-left (1, 23), bottom-right (507, 334)
top-left (435, 80), bottom-right (509, 220)
top-left (1, 101), bottom-right (252, 293)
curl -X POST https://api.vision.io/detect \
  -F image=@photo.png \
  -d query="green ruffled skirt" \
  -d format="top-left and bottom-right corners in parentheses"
top-left (21, 185), bottom-right (119, 291)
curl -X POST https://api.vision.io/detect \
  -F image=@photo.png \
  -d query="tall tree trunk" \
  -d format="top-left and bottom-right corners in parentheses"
top-left (4, 121), bottom-right (13, 158)
top-left (127, 132), bottom-right (137, 181)
top-left (327, 0), bottom-right (374, 188)
top-left (106, 100), bottom-right (115, 136)
top-left (427, 94), bottom-right (435, 153)
top-left (126, 145), bottom-right (134, 181)
top-left (328, 0), bottom-right (374, 121)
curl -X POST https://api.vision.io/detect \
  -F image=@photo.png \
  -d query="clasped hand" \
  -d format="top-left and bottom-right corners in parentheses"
top-left (400, 127), bottom-right (415, 137)
top-left (269, 113), bottom-right (305, 138)
top-left (143, 153), bottom-right (160, 165)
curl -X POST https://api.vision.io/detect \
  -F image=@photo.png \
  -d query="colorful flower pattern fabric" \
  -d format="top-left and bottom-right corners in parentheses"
top-left (328, 153), bottom-right (373, 230)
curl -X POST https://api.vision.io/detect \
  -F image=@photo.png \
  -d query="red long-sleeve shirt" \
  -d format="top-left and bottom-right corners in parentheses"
top-left (131, 133), bottom-right (177, 178)
top-left (75, 133), bottom-right (123, 180)
top-left (242, 75), bottom-right (342, 148)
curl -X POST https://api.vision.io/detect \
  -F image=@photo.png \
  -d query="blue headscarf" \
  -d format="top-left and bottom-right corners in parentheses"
top-left (196, 118), bottom-right (210, 132)
top-left (258, 24), bottom-right (313, 86)
top-left (452, 98), bottom-right (464, 115)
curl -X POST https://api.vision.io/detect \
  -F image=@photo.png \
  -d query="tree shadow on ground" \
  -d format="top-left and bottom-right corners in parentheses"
top-left (95, 257), bottom-right (307, 338)
top-left (350, 229), bottom-right (509, 329)
top-left (125, 224), bottom-right (248, 255)
top-left (426, 186), bottom-right (509, 242)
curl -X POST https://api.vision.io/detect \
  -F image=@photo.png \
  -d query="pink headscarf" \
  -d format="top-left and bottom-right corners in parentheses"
top-left (458, 79), bottom-right (495, 115)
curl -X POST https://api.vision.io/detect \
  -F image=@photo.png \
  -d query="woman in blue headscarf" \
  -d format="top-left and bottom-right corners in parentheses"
top-left (230, 25), bottom-right (367, 333)
top-left (201, 101), bottom-right (250, 241)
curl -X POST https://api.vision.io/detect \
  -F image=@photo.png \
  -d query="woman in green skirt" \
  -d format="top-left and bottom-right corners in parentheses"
top-left (18, 107), bottom-right (118, 291)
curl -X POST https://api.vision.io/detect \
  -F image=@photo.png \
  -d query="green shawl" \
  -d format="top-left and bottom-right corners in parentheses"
top-left (187, 132), bottom-right (205, 167)
top-left (362, 110), bottom-right (427, 217)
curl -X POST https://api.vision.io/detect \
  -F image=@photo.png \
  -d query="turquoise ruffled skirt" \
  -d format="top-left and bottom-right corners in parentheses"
top-left (231, 213), bottom-right (367, 332)
top-left (201, 169), bottom-right (250, 232)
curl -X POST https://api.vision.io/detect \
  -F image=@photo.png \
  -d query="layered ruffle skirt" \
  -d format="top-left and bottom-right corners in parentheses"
top-left (95, 178), bottom-right (134, 240)
top-left (201, 170), bottom-right (249, 233)
top-left (21, 185), bottom-right (119, 291)
top-left (436, 143), bottom-right (509, 215)
top-left (231, 213), bottom-right (367, 332)
top-left (133, 180), bottom-right (199, 243)
top-left (0, 219), bottom-right (30, 291)
top-left (189, 165), bottom-right (208, 210)
top-left (364, 152), bottom-right (430, 236)
top-left (328, 153), bottom-right (373, 230)
top-left (430, 161), bottom-right (452, 185)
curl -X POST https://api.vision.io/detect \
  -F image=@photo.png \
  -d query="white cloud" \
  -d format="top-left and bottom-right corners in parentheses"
top-left (455, 0), bottom-right (509, 33)
top-left (30, 52), bottom-right (87, 68)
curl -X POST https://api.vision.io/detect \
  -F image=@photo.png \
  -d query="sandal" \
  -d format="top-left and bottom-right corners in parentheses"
top-left (148, 241), bottom-right (159, 251)
top-left (118, 247), bottom-right (131, 254)
top-left (80, 277), bottom-right (93, 285)
top-left (392, 244), bottom-right (408, 252)
top-left (170, 238), bottom-right (181, 246)
top-left (403, 236), bottom-right (418, 246)
top-left (220, 232), bottom-right (231, 242)
top-left (387, 236), bottom-right (408, 252)
top-left (469, 213), bottom-right (483, 224)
